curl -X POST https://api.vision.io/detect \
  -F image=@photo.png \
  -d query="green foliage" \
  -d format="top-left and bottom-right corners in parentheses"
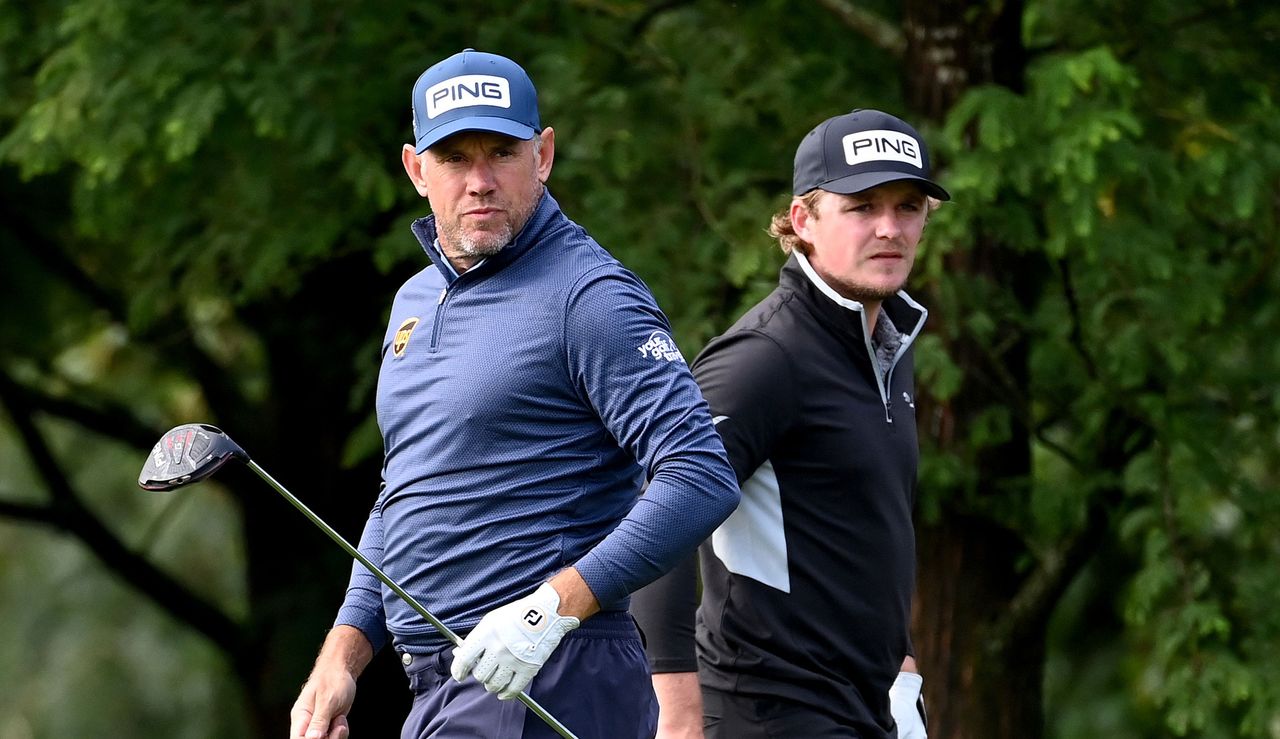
top-left (0, 415), bottom-right (249, 737)
top-left (2, 0), bottom-right (1280, 736)
top-left (937, 2), bottom-right (1280, 733)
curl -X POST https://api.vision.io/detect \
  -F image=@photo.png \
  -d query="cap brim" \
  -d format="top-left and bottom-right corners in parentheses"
top-left (415, 116), bottom-right (538, 154)
top-left (820, 171), bottom-right (951, 201)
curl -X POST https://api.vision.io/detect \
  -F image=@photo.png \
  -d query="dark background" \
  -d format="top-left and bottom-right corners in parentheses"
top-left (2, 1), bottom-right (1279, 736)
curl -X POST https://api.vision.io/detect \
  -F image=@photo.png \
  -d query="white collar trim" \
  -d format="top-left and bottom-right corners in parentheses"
top-left (792, 251), bottom-right (924, 320)
top-left (793, 251), bottom-right (865, 313)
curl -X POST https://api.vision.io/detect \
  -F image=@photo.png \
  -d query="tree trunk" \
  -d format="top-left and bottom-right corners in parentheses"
top-left (901, 1), bottom-right (1046, 736)
top-left (228, 254), bottom-right (414, 733)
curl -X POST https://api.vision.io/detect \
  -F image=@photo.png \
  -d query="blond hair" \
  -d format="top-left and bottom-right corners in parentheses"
top-left (768, 190), bottom-right (825, 255)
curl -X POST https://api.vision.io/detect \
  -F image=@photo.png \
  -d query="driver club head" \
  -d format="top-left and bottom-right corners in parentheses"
top-left (138, 423), bottom-right (249, 492)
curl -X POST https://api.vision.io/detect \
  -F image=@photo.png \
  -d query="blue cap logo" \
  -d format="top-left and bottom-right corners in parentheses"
top-left (411, 50), bottom-right (540, 153)
top-left (424, 75), bottom-right (511, 119)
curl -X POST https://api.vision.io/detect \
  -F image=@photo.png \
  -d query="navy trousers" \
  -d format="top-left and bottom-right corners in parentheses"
top-left (399, 612), bottom-right (658, 738)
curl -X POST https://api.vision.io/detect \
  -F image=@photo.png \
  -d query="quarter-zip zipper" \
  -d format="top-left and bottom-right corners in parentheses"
top-left (790, 251), bottom-right (928, 425)
top-left (864, 315), bottom-right (926, 425)
top-left (427, 253), bottom-right (490, 352)
top-left (858, 315), bottom-right (895, 424)
top-left (430, 287), bottom-right (448, 350)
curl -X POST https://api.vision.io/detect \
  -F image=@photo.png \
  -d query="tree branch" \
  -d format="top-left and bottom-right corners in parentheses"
top-left (630, 0), bottom-right (694, 39)
top-left (5, 209), bottom-right (250, 424)
top-left (1058, 257), bottom-right (1099, 379)
top-left (0, 379), bottom-right (246, 661)
top-left (816, 0), bottom-right (905, 57)
top-left (986, 411), bottom-right (1153, 656)
top-left (985, 485), bottom-right (1117, 657)
top-left (0, 369), bottom-right (158, 451)
top-left (0, 497), bottom-right (59, 525)
top-left (1, 207), bottom-right (125, 319)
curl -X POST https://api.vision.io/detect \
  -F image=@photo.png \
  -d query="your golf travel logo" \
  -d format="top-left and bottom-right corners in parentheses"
top-left (637, 330), bottom-right (685, 363)
top-left (393, 317), bottom-right (420, 357)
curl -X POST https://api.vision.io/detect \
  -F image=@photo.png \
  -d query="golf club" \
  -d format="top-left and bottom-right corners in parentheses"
top-left (138, 423), bottom-right (579, 739)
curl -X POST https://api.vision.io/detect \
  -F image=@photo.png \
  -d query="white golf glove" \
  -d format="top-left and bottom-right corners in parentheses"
top-left (450, 582), bottom-right (580, 700)
top-left (889, 671), bottom-right (927, 739)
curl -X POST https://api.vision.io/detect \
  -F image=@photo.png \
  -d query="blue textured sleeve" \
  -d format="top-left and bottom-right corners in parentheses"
top-left (333, 500), bottom-right (391, 653)
top-left (563, 266), bottom-right (740, 607)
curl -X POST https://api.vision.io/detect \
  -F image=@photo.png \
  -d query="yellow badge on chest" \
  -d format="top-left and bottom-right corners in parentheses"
top-left (393, 317), bottom-right (420, 357)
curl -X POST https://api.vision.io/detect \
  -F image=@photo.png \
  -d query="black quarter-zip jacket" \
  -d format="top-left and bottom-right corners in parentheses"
top-left (634, 252), bottom-right (925, 737)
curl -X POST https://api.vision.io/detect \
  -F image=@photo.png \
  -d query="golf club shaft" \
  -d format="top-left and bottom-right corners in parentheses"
top-left (245, 460), bottom-right (579, 739)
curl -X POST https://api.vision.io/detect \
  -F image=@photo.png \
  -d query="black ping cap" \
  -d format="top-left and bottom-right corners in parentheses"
top-left (792, 109), bottom-right (950, 200)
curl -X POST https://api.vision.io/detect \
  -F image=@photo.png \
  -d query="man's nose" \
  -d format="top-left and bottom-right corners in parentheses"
top-left (467, 160), bottom-right (497, 195)
top-left (875, 212), bottom-right (902, 239)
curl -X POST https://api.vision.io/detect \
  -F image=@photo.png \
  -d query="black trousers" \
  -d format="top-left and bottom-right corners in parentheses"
top-left (702, 685), bottom-right (870, 739)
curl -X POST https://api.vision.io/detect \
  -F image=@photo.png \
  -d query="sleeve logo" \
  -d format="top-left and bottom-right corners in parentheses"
top-left (637, 330), bottom-right (686, 363)
top-left (393, 317), bottom-right (420, 357)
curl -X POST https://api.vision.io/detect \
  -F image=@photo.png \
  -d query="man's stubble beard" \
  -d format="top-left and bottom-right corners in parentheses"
top-left (829, 277), bottom-right (907, 304)
top-left (453, 220), bottom-right (514, 258)
top-left (443, 184), bottom-right (543, 259)
top-left (819, 260), bottom-right (912, 304)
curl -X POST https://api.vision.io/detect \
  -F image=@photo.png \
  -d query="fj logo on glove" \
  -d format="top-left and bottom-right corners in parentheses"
top-left (393, 317), bottom-right (420, 357)
top-left (449, 582), bottom-right (580, 701)
top-left (522, 608), bottom-right (546, 630)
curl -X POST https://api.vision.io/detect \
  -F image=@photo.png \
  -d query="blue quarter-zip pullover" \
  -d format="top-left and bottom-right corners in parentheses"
top-left (335, 190), bottom-right (739, 652)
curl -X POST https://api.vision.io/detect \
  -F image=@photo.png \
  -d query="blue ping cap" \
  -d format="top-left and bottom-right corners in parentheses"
top-left (792, 109), bottom-right (950, 200)
top-left (410, 49), bottom-right (541, 153)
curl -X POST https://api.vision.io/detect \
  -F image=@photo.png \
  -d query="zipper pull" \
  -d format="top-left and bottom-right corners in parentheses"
top-left (438, 288), bottom-right (447, 305)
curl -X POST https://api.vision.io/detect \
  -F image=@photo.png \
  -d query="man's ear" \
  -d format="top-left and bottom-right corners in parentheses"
top-left (535, 127), bottom-right (555, 184)
top-left (791, 198), bottom-right (814, 242)
top-left (402, 144), bottom-right (430, 197)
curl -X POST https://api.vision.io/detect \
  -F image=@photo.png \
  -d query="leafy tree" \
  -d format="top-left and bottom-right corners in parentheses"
top-left (908, 1), bottom-right (1280, 735)
top-left (1, 0), bottom-right (1278, 736)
